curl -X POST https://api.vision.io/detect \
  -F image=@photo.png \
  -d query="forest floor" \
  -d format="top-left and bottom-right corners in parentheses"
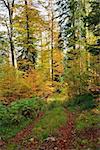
top-left (0, 109), bottom-right (99, 150)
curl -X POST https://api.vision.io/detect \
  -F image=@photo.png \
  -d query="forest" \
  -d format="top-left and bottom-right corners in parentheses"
top-left (0, 0), bottom-right (100, 149)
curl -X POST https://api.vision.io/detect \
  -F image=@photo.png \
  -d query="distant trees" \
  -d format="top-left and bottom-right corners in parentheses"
top-left (55, 0), bottom-right (100, 97)
top-left (0, 0), bottom-right (99, 102)
top-left (55, 0), bottom-right (87, 50)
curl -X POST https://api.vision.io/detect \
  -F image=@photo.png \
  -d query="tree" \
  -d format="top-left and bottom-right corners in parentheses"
top-left (85, 0), bottom-right (100, 55)
top-left (55, 0), bottom-right (87, 50)
top-left (14, 0), bottom-right (46, 71)
top-left (55, 0), bottom-right (76, 50)
top-left (0, 0), bottom-right (16, 67)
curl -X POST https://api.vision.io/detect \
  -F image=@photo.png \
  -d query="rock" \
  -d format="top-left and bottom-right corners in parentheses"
top-left (46, 137), bottom-right (56, 142)
top-left (39, 146), bottom-right (46, 150)
top-left (29, 138), bottom-right (34, 142)
top-left (54, 147), bottom-right (58, 150)
top-left (63, 140), bottom-right (66, 143)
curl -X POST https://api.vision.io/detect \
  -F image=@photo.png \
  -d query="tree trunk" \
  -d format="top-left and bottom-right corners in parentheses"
top-left (49, 0), bottom-right (54, 83)
top-left (8, 0), bottom-right (15, 67)
top-left (25, 0), bottom-right (30, 53)
top-left (51, 11), bottom-right (54, 82)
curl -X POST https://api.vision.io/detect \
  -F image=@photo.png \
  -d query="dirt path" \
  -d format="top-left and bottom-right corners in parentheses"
top-left (1, 110), bottom-right (99, 150)
top-left (11, 112), bottom-right (44, 144)
top-left (0, 111), bottom-right (75, 150)
top-left (38, 111), bottom-right (76, 150)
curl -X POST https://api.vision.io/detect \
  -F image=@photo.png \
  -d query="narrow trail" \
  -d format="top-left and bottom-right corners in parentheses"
top-left (1, 111), bottom-right (75, 150)
top-left (11, 112), bottom-right (44, 144)
top-left (12, 111), bottom-right (76, 150)
top-left (57, 112), bottom-right (76, 149)
top-left (38, 111), bottom-right (76, 150)
top-left (1, 110), bottom-right (99, 150)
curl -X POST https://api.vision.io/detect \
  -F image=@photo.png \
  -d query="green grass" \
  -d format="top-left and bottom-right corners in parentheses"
top-left (5, 143), bottom-right (17, 150)
top-left (75, 111), bottom-right (100, 130)
top-left (0, 118), bottom-right (33, 140)
top-left (47, 100), bottom-right (63, 110)
top-left (33, 107), bottom-right (67, 141)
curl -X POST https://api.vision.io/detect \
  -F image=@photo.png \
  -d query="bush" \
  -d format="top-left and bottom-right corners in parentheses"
top-left (9, 97), bottom-right (46, 120)
top-left (33, 107), bottom-right (67, 140)
top-left (64, 93), bottom-right (96, 111)
top-left (0, 65), bottom-right (33, 104)
top-left (0, 103), bottom-right (10, 125)
top-left (0, 97), bottom-right (46, 140)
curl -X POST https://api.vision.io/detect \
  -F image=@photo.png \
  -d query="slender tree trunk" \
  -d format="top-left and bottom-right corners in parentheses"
top-left (8, 0), bottom-right (15, 67)
top-left (9, 20), bottom-right (15, 67)
top-left (41, 32), bottom-right (43, 64)
top-left (83, 0), bottom-right (86, 39)
top-left (25, 0), bottom-right (30, 53)
top-left (49, 0), bottom-right (54, 83)
top-left (51, 10), bottom-right (54, 82)
top-left (72, 0), bottom-right (76, 50)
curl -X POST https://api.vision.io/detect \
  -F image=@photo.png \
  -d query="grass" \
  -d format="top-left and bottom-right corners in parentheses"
top-left (75, 111), bottom-right (100, 130)
top-left (5, 143), bottom-right (17, 150)
top-left (0, 118), bottom-right (33, 140)
top-left (33, 107), bottom-right (67, 141)
top-left (47, 100), bottom-right (63, 110)
top-left (0, 93), bottom-right (98, 143)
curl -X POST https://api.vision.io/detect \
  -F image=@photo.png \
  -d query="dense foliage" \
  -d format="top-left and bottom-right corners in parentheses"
top-left (0, 97), bottom-right (46, 140)
top-left (64, 93), bottom-right (96, 111)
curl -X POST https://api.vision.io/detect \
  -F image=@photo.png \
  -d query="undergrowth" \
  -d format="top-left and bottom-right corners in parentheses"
top-left (33, 107), bottom-right (67, 141)
top-left (63, 93), bottom-right (96, 111)
top-left (0, 97), bottom-right (47, 140)
top-left (75, 111), bottom-right (100, 130)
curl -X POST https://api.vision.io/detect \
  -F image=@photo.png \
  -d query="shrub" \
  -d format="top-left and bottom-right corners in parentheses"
top-left (64, 93), bottom-right (96, 111)
top-left (8, 97), bottom-right (46, 123)
top-left (0, 103), bottom-right (10, 125)
top-left (0, 65), bottom-right (33, 104)
top-left (0, 97), bottom-right (46, 140)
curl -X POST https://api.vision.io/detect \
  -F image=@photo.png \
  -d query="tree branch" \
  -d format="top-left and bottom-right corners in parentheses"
top-left (11, 0), bottom-right (15, 16)
top-left (0, 0), bottom-right (8, 9)
top-left (12, 0), bottom-right (15, 8)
